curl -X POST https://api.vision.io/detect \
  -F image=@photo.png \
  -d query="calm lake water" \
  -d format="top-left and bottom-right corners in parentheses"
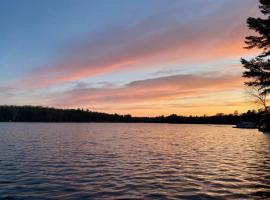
top-left (0, 123), bottom-right (270, 200)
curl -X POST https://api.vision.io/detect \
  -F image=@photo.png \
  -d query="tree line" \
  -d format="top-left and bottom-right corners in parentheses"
top-left (0, 105), bottom-right (260, 124)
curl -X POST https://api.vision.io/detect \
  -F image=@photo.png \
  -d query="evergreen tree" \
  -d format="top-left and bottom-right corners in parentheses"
top-left (241, 0), bottom-right (270, 97)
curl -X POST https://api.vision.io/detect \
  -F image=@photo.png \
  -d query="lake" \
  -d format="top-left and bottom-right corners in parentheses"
top-left (0, 123), bottom-right (269, 199)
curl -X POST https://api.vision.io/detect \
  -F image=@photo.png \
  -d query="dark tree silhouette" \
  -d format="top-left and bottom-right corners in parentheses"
top-left (241, 0), bottom-right (270, 97)
top-left (0, 105), bottom-right (260, 124)
top-left (241, 0), bottom-right (270, 131)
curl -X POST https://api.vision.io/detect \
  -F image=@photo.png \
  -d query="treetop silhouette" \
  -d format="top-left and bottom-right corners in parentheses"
top-left (241, 0), bottom-right (270, 96)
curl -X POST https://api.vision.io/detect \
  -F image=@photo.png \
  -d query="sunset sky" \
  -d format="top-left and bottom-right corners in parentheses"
top-left (0, 0), bottom-right (261, 116)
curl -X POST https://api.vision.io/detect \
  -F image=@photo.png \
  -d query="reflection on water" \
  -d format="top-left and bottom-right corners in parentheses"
top-left (0, 123), bottom-right (269, 199)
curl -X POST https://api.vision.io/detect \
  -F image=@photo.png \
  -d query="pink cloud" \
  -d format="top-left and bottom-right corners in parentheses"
top-left (12, 2), bottom-right (257, 89)
top-left (46, 73), bottom-right (244, 110)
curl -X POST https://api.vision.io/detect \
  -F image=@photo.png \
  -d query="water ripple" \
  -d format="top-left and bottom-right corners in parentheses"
top-left (0, 123), bottom-right (269, 199)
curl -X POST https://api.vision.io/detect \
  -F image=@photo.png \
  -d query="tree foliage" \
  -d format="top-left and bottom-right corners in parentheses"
top-left (241, 0), bottom-right (270, 96)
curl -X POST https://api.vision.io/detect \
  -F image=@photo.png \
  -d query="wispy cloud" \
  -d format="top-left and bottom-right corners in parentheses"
top-left (46, 73), bottom-right (244, 112)
top-left (11, 0), bottom-right (256, 90)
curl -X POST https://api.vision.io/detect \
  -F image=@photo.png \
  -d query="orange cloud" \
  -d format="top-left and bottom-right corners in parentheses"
top-left (43, 72), bottom-right (248, 116)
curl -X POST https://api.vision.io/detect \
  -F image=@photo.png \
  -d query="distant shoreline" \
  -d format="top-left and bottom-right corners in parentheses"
top-left (0, 121), bottom-right (236, 126)
top-left (0, 105), bottom-right (259, 125)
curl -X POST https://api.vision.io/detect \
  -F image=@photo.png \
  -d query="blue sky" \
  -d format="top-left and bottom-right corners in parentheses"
top-left (0, 0), bottom-right (260, 116)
